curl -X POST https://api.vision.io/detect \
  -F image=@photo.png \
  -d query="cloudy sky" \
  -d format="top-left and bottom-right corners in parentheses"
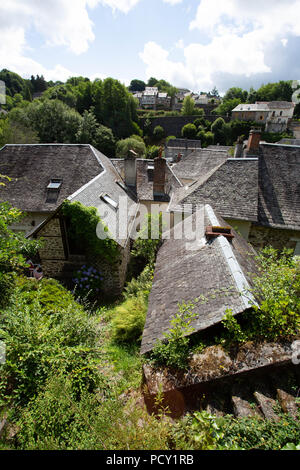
top-left (1, 0), bottom-right (300, 93)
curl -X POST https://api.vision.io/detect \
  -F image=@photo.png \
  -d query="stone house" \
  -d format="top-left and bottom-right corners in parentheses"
top-left (168, 131), bottom-right (300, 254)
top-left (231, 101), bottom-right (295, 133)
top-left (0, 143), bottom-right (138, 295)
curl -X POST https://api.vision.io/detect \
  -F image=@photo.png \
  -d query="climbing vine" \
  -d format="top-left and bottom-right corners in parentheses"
top-left (62, 200), bottom-right (120, 264)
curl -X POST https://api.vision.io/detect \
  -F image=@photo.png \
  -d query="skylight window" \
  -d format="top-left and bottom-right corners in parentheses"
top-left (100, 193), bottom-right (118, 209)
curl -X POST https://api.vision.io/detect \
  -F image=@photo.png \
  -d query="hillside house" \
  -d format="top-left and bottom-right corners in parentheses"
top-left (168, 131), bottom-right (300, 254)
top-left (0, 144), bottom-right (138, 295)
top-left (231, 101), bottom-right (295, 133)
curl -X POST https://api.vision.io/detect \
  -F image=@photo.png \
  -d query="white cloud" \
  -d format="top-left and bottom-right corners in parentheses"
top-left (163, 0), bottom-right (183, 5)
top-left (99, 0), bottom-right (140, 13)
top-left (0, 0), bottom-right (140, 81)
top-left (140, 0), bottom-right (300, 92)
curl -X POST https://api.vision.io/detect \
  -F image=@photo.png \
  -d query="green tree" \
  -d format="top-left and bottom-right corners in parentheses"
top-left (129, 79), bottom-right (146, 92)
top-left (115, 137), bottom-right (146, 158)
top-left (75, 109), bottom-right (116, 156)
top-left (181, 95), bottom-right (195, 115)
top-left (211, 117), bottom-right (229, 145)
top-left (9, 99), bottom-right (82, 143)
top-left (213, 98), bottom-right (241, 116)
top-left (181, 123), bottom-right (197, 139)
top-left (223, 87), bottom-right (248, 102)
top-left (153, 125), bottom-right (165, 141)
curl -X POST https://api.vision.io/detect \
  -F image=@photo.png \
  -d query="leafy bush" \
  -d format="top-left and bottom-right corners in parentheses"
top-left (146, 145), bottom-right (160, 159)
top-left (0, 272), bottom-right (15, 308)
top-left (181, 123), bottom-right (197, 139)
top-left (0, 282), bottom-right (100, 406)
top-left (131, 213), bottom-right (163, 269)
top-left (111, 294), bottom-right (147, 343)
top-left (123, 265), bottom-right (153, 300)
top-left (217, 412), bottom-right (300, 450)
top-left (219, 248), bottom-right (300, 346)
top-left (15, 276), bottom-right (80, 313)
top-left (151, 301), bottom-right (197, 369)
top-left (115, 136), bottom-right (146, 158)
top-left (153, 125), bottom-right (165, 141)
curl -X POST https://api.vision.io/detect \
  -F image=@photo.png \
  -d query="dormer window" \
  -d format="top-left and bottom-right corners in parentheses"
top-left (46, 179), bottom-right (62, 203)
top-left (100, 193), bottom-right (118, 210)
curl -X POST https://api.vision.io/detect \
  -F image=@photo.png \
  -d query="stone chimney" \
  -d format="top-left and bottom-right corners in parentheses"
top-left (245, 128), bottom-right (261, 156)
top-left (124, 149), bottom-right (137, 188)
top-left (234, 135), bottom-right (244, 158)
top-left (153, 155), bottom-right (167, 197)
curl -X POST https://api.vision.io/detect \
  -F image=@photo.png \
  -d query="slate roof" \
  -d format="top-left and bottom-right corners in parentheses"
top-left (140, 205), bottom-right (258, 354)
top-left (68, 148), bottom-right (138, 247)
top-left (169, 158), bottom-right (259, 222)
top-left (0, 144), bottom-right (104, 212)
top-left (257, 143), bottom-right (300, 229)
top-left (111, 158), bottom-right (182, 202)
top-left (171, 148), bottom-right (229, 182)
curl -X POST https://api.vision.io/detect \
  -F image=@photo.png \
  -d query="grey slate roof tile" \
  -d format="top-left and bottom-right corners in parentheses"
top-left (140, 205), bottom-right (258, 354)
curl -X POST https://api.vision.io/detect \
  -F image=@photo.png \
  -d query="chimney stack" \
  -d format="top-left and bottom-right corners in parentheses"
top-left (234, 135), bottom-right (244, 158)
top-left (153, 155), bottom-right (167, 197)
top-left (124, 149), bottom-right (137, 188)
top-left (245, 128), bottom-right (261, 156)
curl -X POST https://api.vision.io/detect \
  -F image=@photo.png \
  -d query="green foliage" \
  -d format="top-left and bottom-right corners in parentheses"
top-left (181, 95), bottom-right (195, 115)
top-left (0, 203), bottom-right (41, 307)
top-left (115, 136), bottom-right (146, 158)
top-left (129, 79), bottom-right (146, 92)
top-left (223, 87), bottom-right (248, 102)
top-left (15, 276), bottom-right (81, 313)
top-left (131, 213), bottom-right (163, 268)
top-left (172, 411), bottom-right (227, 450)
top-left (123, 265), bottom-right (153, 300)
top-left (151, 301), bottom-right (197, 369)
top-left (9, 99), bottom-right (82, 143)
top-left (0, 282), bottom-right (100, 407)
top-left (0, 117), bottom-right (39, 147)
top-left (211, 117), bottom-right (231, 145)
top-left (219, 248), bottom-right (300, 346)
top-left (213, 98), bottom-right (241, 116)
top-left (217, 412), bottom-right (300, 450)
top-left (75, 108), bottom-right (116, 157)
top-left (111, 294), bottom-right (147, 343)
top-left (181, 123), bottom-right (197, 139)
top-left (152, 125), bottom-right (165, 141)
top-left (62, 200), bottom-right (119, 263)
top-left (146, 145), bottom-right (160, 159)
top-left (165, 135), bottom-right (176, 143)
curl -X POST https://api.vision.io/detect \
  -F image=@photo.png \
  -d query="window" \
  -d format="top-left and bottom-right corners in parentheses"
top-left (46, 179), bottom-right (62, 203)
top-left (47, 180), bottom-right (62, 189)
top-left (100, 193), bottom-right (118, 209)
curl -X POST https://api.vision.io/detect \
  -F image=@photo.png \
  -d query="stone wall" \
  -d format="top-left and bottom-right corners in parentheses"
top-left (35, 214), bottom-right (130, 297)
top-left (140, 115), bottom-right (230, 138)
top-left (248, 224), bottom-right (300, 252)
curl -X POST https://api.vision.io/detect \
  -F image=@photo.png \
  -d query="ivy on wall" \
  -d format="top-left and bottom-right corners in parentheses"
top-left (61, 200), bottom-right (120, 264)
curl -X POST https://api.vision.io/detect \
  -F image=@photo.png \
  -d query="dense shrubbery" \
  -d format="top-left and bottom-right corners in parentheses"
top-left (0, 279), bottom-right (100, 407)
top-left (111, 294), bottom-right (147, 343)
top-left (151, 301), bottom-right (197, 369)
top-left (220, 248), bottom-right (300, 346)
